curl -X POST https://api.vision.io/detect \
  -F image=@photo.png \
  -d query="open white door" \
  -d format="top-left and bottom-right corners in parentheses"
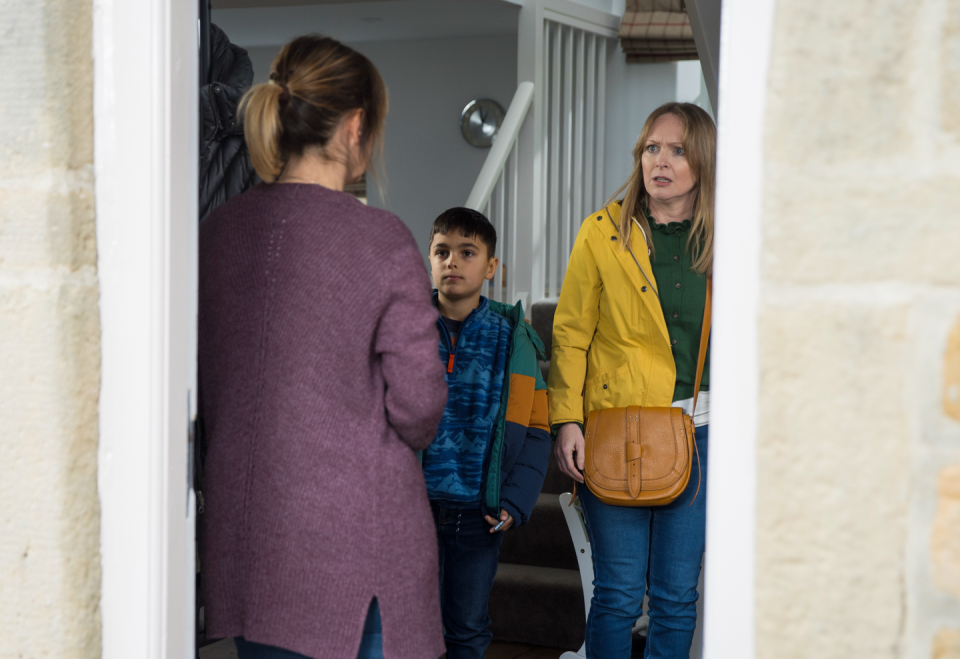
top-left (94, 0), bottom-right (199, 656)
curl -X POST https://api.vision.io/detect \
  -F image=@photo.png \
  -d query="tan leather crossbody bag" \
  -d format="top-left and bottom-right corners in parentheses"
top-left (581, 217), bottom-right (711, 507)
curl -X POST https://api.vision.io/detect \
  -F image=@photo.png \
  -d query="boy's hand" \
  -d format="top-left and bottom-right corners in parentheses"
top-left (485, 509), bottom-right (514, 533)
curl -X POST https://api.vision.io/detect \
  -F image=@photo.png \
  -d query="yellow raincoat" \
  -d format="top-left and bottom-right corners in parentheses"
top-left (548, 203), bottom-right (677, 427)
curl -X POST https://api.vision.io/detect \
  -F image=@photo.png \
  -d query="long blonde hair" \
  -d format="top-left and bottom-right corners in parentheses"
top-left (609, 102), bottom-right (716, 275)
top-left (239, 35), bottom-right (388, 183)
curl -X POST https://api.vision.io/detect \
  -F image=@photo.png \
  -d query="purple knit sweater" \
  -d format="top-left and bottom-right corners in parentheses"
top-left (198, 183), bottom-right (447, 659)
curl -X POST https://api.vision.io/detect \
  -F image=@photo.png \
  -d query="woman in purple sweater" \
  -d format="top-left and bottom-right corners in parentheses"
top-left (198, 36), bottom-right (447, 659)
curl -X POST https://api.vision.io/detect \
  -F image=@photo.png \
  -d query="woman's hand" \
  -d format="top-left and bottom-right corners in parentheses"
top-left (555, 423), bottom-right (585, 483)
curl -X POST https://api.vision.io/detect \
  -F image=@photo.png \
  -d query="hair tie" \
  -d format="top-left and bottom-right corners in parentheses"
top-left (279, 83), bottom-right (291, 103)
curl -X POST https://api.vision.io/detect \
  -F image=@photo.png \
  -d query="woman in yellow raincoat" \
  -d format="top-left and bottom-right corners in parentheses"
top-left (549, 102), bottom-right (715, 659)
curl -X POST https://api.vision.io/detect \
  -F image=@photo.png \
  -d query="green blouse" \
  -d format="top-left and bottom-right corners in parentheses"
top-left (644, 207), bottom-right (710, 402)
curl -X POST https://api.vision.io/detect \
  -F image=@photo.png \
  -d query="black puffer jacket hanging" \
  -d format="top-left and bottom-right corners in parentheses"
top-left (199, 24), bottom-right (260, 222)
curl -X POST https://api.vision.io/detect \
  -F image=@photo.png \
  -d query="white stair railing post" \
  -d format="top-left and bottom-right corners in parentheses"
top-left (467, 0), bottom-right (616, 313)
top-left (515, 0), bottom-right (617, 309)
top-left (515, 0), bottom-right (547, 314)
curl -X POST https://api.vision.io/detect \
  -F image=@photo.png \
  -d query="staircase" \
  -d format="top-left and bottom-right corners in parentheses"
top-left (470, 4), bottom-right (623, 648)
top-left (488, 300), bottom-right (586, 651)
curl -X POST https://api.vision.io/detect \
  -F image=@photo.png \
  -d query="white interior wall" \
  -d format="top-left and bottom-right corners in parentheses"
top-left (244, 45), bottom-right (278, 85)
top-left (239, 24), bottom-right (708, 262)
top-left (602, 58), bottom-right (675, 200)
top-left (602, 55), bottom-right (710, 203)
top-left (245, 36), bottom-right (518, 264)
top-left (358, 35), bottom-right (517, 262)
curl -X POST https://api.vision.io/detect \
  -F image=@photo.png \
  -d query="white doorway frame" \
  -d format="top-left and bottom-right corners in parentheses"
top-left (94, 0), bottom-right (198, 657)
top-left (703, 1), bottom-right (776, 658)
top-left (90, 0), bottom-right (776, 656)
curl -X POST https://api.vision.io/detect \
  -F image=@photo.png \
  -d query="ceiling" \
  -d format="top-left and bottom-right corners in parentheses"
top-left (212, 0), bottom-right (521, 46)
top-left (212, 0), bottom-right (402, 8)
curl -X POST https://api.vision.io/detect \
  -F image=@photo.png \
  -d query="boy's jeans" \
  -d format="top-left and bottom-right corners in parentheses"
top-left (430, 502), bottom-right (503, 659)
top-left (578, 425), bottom-right (709, 659)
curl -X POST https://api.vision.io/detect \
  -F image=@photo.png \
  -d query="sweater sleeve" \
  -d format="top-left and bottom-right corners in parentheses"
top-left (374, 227), bottom-right (447, 451)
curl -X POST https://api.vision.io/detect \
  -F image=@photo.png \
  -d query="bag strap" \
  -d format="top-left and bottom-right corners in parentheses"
top-left (691, 277), bottom-right (712, 420)
top-left (687, 277), bottom-right (711, 506)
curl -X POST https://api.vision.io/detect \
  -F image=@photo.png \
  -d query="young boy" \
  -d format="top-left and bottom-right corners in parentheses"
top-left (424, 207), bottom-right (552, 659)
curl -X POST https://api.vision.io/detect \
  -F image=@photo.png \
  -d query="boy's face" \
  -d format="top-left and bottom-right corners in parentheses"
top-left (429, 230), bottom-right (498, 303)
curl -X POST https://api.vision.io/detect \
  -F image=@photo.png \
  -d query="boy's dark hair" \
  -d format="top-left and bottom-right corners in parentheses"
top-left (428, 207), bottom-right (497, 258)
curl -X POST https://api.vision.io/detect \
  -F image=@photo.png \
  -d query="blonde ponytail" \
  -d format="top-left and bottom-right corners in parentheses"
top-left (239, 83), bottom-right (286, 182)
top-left (237, 36), bottom-right (388, 185)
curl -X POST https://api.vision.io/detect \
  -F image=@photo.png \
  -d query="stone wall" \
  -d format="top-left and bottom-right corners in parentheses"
top-left (0, 0), bottom-right (101, 657)
top-left (756, 0), bottom-right (960, 657)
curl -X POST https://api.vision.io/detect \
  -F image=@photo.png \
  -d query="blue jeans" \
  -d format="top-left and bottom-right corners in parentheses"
top-left (431, 503), bottom-right (503, 659)
top-left (579, 425), bottom-right (708, 659)
top-left (235, 598), bottom-right (382, 659)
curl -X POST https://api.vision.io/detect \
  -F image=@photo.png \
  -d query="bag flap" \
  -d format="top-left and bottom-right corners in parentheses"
top-left (584, 406), bottom-right (690, 490)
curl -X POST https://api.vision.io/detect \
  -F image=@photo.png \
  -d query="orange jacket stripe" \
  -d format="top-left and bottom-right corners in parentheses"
top-left (505, 373), bottom-right (535, 425)
top-left (530, 389), bottom-right (550, 433)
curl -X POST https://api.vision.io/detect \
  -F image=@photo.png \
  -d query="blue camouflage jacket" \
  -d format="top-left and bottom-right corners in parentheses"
top-left (423, 294), bottom-right (552, 526)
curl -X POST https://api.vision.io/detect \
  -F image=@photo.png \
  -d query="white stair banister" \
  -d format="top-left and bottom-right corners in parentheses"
top-left (466, 81), bottom-right (534, 212)
top-left (466, 82), bottom-right (534, 305)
